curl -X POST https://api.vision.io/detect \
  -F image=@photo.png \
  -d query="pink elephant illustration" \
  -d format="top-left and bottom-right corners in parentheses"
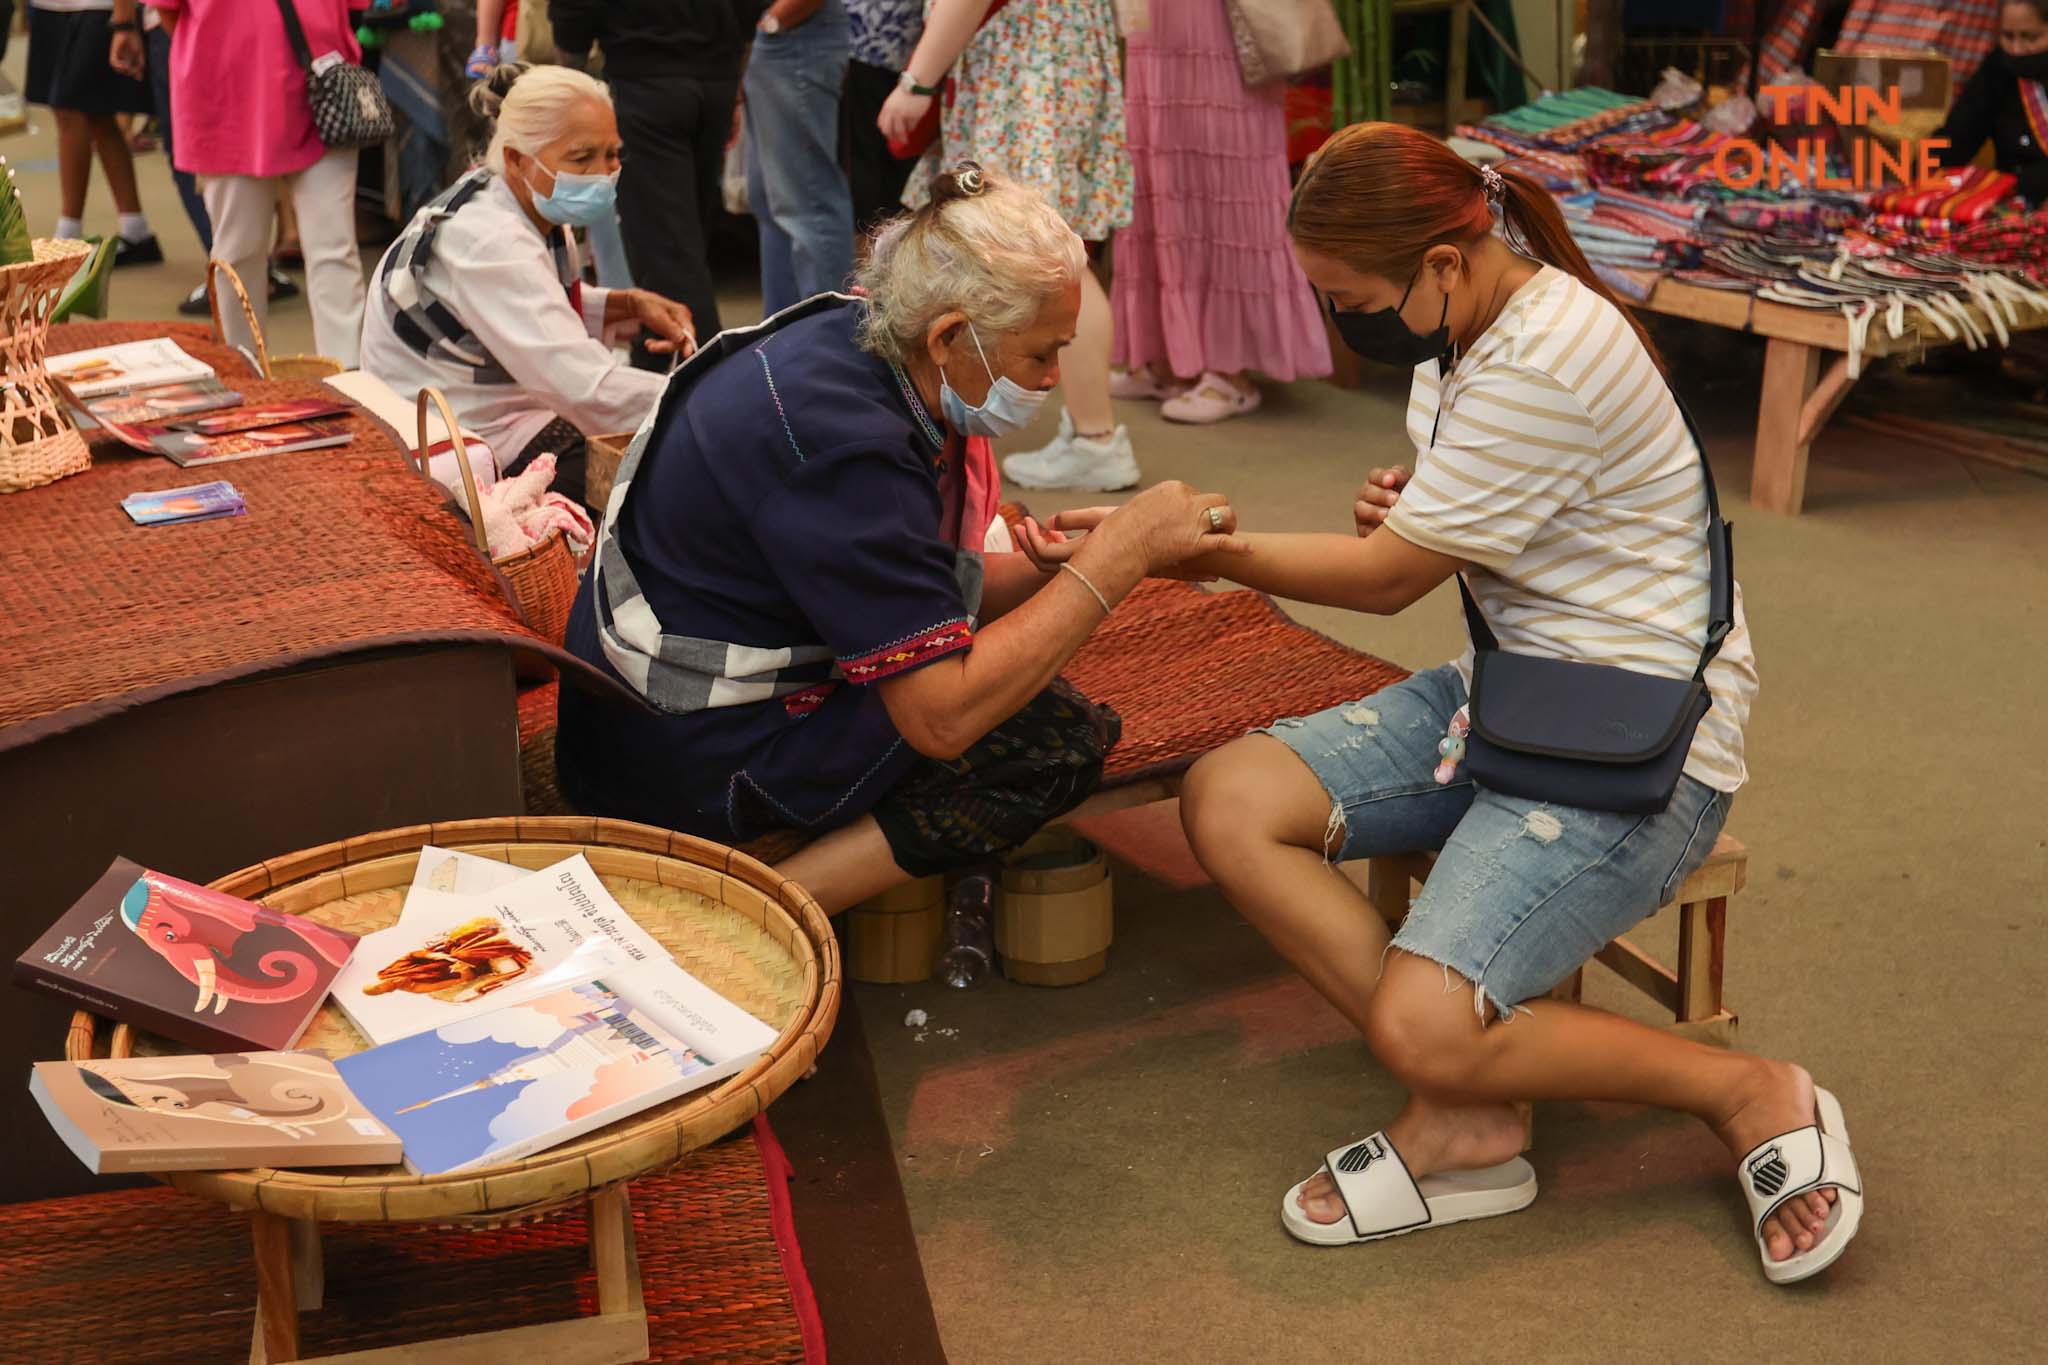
top-left (119, 873), bottom-right (354, 1016)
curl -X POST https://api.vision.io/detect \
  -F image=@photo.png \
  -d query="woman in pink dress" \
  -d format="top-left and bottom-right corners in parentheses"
top-left (1109, 0), bottom-right (1330, 424)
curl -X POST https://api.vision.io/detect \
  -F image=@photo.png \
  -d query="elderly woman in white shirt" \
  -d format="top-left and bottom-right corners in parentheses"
top-left (360, 64), bottom-right (695, 504)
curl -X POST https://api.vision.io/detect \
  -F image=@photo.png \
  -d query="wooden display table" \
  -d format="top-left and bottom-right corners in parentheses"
top-left (1638, 276), bottom-right (2048, 516)
top-left (61, 818), bottom-right (839, 1365)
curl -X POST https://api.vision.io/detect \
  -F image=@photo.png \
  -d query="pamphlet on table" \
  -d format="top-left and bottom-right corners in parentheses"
top-left (151, 417), bottom-right (354, 468)
top-left (47, 338), bottom-right (214, 398)
top-left (29, 1052), bottom-right (401, 1174)
top-left (121, 480), bottom-right (247, 526)
top-left (13, 858), bottom-right (359, 1053)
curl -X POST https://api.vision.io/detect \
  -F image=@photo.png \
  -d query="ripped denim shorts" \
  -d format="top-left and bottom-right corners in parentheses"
top-left (1261, 664), bottom-right (1732, 1017)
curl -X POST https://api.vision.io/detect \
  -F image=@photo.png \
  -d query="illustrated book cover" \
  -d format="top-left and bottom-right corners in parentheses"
top-left (47, 337), bottom-right (214, 398)
top-left (174, 397), bottom-right (355, 437)
top-left (152, 418), bottom-right (354, 468)
top-left (29, 1052), bottom-right (401, 1174)
top-left (329, 854), bottom-right (675, 1047)
top-left (121, 480), bottom-right (246, 526)
top-left (14, 859), bottom-right (360, 1053)
top-left (334, 976), bottom-right (770, 1174)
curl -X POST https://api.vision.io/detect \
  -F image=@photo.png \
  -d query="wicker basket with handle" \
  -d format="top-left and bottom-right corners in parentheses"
top-left (205, 258), bottom-right (342, 382)
top-left (413, 386), bottom-right (581, 645)
top-left (61, 815), bottom-right (839, 1229)
top-left (0, 237), bottom-right (93, 493)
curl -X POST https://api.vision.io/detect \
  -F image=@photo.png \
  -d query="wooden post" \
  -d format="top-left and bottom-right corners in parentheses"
top-left (1447, 0), bottom-right (1472, 130)
top-left (288, 1218), bottom-right (323, 1313)
top-left (1753, 337), bottom-right (1822, 514)
top-left (589, 1184), bottom-right (632, 1317)
top-left (1675, 897), bottom-right (1728, 1023)
top-left (249, 1212), bottom-right (299, 1364)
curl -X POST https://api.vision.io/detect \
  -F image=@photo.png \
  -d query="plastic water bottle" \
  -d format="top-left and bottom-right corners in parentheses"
top-left (936, 873), bottom-right (995, 988)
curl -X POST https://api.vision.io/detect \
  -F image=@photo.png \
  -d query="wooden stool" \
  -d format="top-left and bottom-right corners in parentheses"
top-left (1365, 833), bottom-right (1748, 1041)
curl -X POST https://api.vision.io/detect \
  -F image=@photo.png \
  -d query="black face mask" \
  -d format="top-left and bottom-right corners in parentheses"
top-left (2008, 49), bottom-right (2048, 81)
top-left (1326, 264), bottom-right (1452, 367)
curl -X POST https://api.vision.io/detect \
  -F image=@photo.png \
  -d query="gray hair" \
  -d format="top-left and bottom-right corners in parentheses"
top-left (469, 63), bottom-right (611, 176)
top-left (855, 164), bottom-right (1085, 364)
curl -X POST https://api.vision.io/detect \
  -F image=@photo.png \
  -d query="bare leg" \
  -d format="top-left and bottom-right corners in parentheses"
top-left (54, 110), bottom-right (91, 220)
top-left (773, 815), bottom-right (914, 915)
top-left (86, 115), bottom-right (143, 215)
top-left (1367, 950), bottom-right (1839, 1262)
top-left (1181, 737), bottom-right (1526, 1224)
top-left (1061, 264), bottom-right (1116, 436)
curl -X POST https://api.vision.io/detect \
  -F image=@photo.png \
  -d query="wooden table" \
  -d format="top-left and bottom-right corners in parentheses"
top-left (1638, 276), bottom-right (2048, 515)
top-left (1, 322), bottom-right (610, 1207)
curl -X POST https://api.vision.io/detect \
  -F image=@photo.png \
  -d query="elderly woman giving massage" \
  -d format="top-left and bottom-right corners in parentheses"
top-left (556, 165), bottom-right (1241, 911)
top-left (1053, 123), bottom-right (1859, 1285)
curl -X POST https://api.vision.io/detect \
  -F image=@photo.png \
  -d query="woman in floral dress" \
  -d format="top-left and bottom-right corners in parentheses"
top-left (879, 0), bottom-right (1140, 492)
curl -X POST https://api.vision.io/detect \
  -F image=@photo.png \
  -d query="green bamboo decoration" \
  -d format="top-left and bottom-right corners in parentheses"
top-left (1331, 0), bottom-right (1393, 129)
top-left (0, 158), bottom-right (30, 266)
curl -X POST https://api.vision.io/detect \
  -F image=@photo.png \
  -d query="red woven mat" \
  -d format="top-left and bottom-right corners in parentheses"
top-left (517, 578), bottom-right (1409, 816)
top-left (0, 323), bottom-right (585, 750)
top-left (0, 1116), bottom-right (823, 1364)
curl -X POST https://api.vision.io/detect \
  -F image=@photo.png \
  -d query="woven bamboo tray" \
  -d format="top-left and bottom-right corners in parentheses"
top-left (63, 816), bottom-right (840, 1230)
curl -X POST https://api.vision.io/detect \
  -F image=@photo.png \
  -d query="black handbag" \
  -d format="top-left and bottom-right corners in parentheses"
top-left (1457, 398), bottom-right (1734, 815)
top-left (271, 0), bottom-right (396, 151)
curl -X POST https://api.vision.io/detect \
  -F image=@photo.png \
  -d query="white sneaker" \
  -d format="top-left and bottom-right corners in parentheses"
top-left (1161, 372), bottom-right (1263, 424)
top-left (1001, 411), bottom-right (1141, 491)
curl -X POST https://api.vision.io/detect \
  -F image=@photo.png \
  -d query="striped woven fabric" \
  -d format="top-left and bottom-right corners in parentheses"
top-left (1763, 0), bottom-right (2003, 84)
top-left (1865, 165), bottom-right (2018, 222)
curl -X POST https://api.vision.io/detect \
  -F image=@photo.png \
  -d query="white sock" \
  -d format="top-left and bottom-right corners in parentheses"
top-left (118, 213), bottom-right (152, 243)
top-left (55, 217), bottom-right (83, 240)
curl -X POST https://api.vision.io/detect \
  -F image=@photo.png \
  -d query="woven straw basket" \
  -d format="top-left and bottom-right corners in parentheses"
top-left (205, 258), bottom-right (343, 382)
top-left (64, 816), bottom-right (840, 1230)
top-left (414, 387), bottom-right (582, 644)
top-left (0, 238), bottom-right (93, 493)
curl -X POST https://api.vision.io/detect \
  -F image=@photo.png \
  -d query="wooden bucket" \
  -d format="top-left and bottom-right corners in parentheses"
top-left (997, 831), bottom-right (1112, 987)
top-left (61, 815), bottom-right (839, 1230)
top-left (415, 387), bottom-right (581, 645)
top-left (0, 238), bottom-right (93, 493)
top-left (846, 875), bottom-right (944, 984)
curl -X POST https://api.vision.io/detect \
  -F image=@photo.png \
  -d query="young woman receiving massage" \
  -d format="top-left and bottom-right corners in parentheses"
top-left (1043, 122), bottom-right (1861, 1284)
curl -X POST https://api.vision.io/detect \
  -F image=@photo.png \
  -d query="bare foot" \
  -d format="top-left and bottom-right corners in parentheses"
top-left (1295, 1097), bottom-right (1525, 1225)
top-left (1712, 1059), bottom-right (1838, 1263)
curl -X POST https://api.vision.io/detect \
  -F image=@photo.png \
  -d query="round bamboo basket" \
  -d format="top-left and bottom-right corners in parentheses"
top-left (205, 257), bottom-right (271, 379)
top-left (997, 831), bottom-right (1113, 987)
top-left (63, 816), bottom-right (840, 1229)
top-left (414, 387), bottom-right (581, 644)
top-left (0, 238), bottom-right (94, 493)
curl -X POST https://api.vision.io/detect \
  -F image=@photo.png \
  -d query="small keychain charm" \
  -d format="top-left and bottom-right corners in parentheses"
top-left (1433, 707), bottom-right (1471, 785)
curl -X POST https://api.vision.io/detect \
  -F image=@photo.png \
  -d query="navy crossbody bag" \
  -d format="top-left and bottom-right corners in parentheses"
top-left (1453, 397), bottom-right (1733, 815)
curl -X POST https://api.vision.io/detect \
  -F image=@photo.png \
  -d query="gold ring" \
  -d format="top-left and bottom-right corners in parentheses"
top-left (1206, 506), bottom-right (1224, 532)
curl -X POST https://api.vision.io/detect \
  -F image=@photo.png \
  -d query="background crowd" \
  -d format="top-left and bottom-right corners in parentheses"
top-left (20, 0), bottom-right (1332, 498)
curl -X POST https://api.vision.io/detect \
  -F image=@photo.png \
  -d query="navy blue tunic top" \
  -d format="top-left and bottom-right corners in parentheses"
top-left (557, 298), bottom-right (975, 841)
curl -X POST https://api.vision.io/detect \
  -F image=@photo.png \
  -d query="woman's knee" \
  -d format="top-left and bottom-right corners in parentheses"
top-left (1181, 737), bottom-right (1322, 862)
top-left (1364, 953), bottom-right (1488, 1093)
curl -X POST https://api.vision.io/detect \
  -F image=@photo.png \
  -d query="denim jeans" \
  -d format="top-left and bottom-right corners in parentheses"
top-left (1264, 664), bottom-right (1734, 1015)
top-left (743, 0), bottom-right (854, 315)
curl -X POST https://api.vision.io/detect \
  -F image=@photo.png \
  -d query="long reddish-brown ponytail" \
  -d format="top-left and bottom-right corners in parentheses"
top-left (1289, 121), bottom-right (1665, 375)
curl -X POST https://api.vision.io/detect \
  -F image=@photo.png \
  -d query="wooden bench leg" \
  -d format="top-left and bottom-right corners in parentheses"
top-left (248, 1212), bottom-right (299, 1364)
top-left (1675, 896), bottom-right (1727, 1024)
top-left (1754, 338), bottom-right (1823, 515)
top-left (289, 1218), bottom-right (323, 1313)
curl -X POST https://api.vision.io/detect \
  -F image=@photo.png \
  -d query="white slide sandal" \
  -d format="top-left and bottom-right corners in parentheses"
top-left (1739, 1086), bottom-right (1865, 1284)
top-left (1280, 1131), bottom-right (1537, 1247)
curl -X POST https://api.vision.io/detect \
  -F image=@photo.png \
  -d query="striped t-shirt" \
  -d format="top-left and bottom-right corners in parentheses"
top-left (1385, 265), bottom-right (1757, 792)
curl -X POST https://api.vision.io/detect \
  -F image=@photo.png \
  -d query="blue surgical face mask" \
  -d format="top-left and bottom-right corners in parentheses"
top-left (938, 325), bottom-right (1048, 438)
top-left (521, 156), bottom-right (618, 227)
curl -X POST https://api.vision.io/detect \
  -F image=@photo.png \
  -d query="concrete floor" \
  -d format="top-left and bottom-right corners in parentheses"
top-left (14, 55), bottom-right (2047, 1364)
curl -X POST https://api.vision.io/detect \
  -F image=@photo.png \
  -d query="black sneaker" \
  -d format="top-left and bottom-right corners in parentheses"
top-left (113, 234), bottom-right (163, 267)
top-left (267, 266), bottom-right (300, 302)
top-left (176, 281), bottom-right (209, 316)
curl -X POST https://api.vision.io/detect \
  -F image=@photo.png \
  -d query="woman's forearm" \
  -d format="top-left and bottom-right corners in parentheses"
top-left (1186, 531), bottom-right (1454, 616)
top-left (879, 537), bottom-right (1143, 758)
top-left (902, 0), bottom-right (987, 84)
top-left (979, 551), bottom-right (1055, 620)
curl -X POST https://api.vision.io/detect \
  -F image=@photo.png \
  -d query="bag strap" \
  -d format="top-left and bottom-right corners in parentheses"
top-left (271, 0), bottom-right (316, 75)
top-left (1455, 392), bottom-right (1733, 685)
